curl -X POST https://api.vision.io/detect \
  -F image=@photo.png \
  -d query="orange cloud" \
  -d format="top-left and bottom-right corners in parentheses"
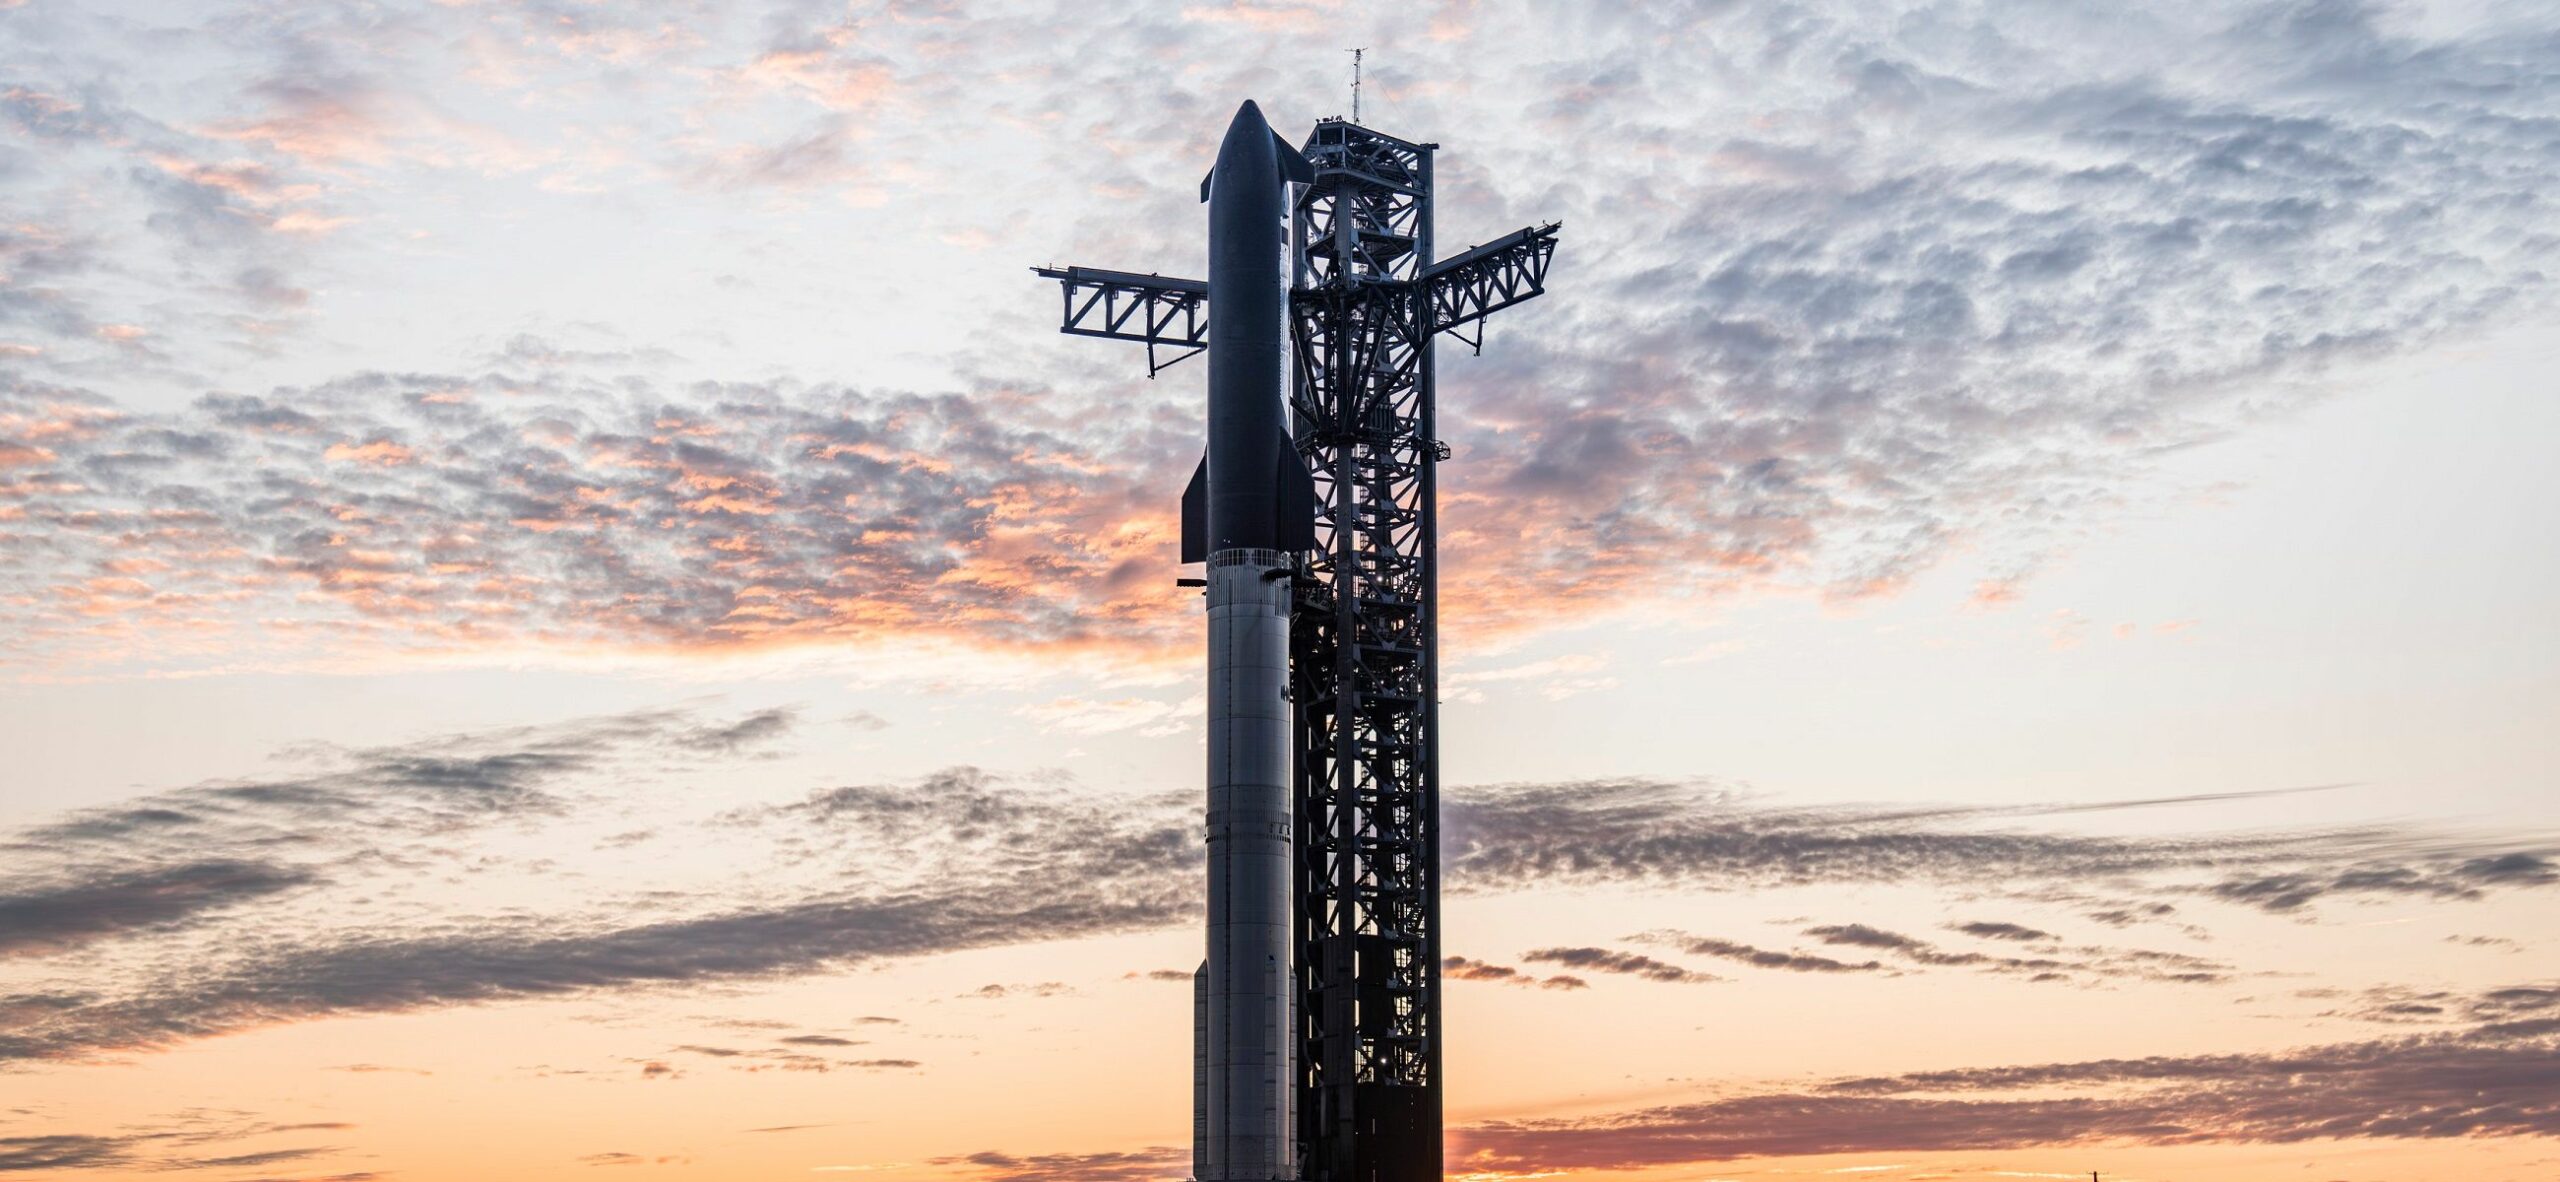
top-left (0, 441), bottom-right (56, 467)
top-left (323, 440), bottom-right (415, 467)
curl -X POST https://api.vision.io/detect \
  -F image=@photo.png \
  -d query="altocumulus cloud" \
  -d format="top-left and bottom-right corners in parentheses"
top-left (0, 374), bottom-right (1178, 676)
top-left (1, 3), bottom-right (2556, 672)
top-left (1427, 1), bottom-right (2560, 624)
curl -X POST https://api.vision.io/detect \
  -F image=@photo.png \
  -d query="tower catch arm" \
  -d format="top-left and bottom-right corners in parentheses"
top-left (1421, 222), bottom-right (1560, 351)
top-left (1031, 265), bottom-right (1210, 376)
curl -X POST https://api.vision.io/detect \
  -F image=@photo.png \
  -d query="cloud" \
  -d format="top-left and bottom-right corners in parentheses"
top-left (2, 741), bottom-right (2543, 1064)
top-left (0, 1113), bottom-right (362, 1174)
top-left (673, 706), bottom-right (798, 753)
top-left (0, 372), bottom-right (1182, 677)
top-left (963, 982), bottom-right (1073, 1000)
top-left (2085, 902), bottom-right (2182, 928)
top-left (2205, 850), bottom-right (2557, 911)
top-left (1419, 2), bottom-right (2560, 628)
top-left (6, 705), bottom-right (792, 892)
top-left (3, 5), bottom-right (2555, 678)
top-left (1453, 1010), bottom-right (2560, 1170)
top-left (1647, 933), bottom-right (1886, 975)
top-left (1443, 779), bottom-right (2557, 919)
top-left (0, 1136), bottom-right (127, 1172)
top-left (178, 1147), bottom-right (339, 1170)
top-left (0, 878), bottom-right (1171, 1063)
top-left (2448, 934), bottom-right (2524, 951)
top-left (1521, 947), bottom-right (1722, 985)
top-left (665, 1041), bottom-right (903, 1074)
top-left (690, 117), bottom-right (870, 190)
top-left (933, 1146), bottom-right (1189, 1182)
top-left (0, 860), bottom-right (316, 958)
top-left (70, 705), bottom-right (776, 825)
top-left (0, 757), bottom-right (1190, 1063)
top-left (0, 702), bottom-right (810, 1013)
top-left (0, 59), bottom-right (361, 373)
top-left (1800, 922), bottom-right (2228, 985)
top-left (1441, 955), bottom-right (1526, 982)
top-left (1805, 923), bottom-right (1928, 952)
top-left (1447, 779), bottom-right (2262, 891)
top-left (728, 767), bottom-right (1194, 887)
top-left (2461, 853), bottom-right (2559, 884)
top-left (2310, 981), bottom-right (2560, 1027)
top-left (1443, 955), bottom-right (1585, 991)
top-left (1953, 921), bottom-right (2054, 942)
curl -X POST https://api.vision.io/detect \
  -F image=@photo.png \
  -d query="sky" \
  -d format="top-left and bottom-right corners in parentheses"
top-left (2, 0), bottom-right (2557, 1179)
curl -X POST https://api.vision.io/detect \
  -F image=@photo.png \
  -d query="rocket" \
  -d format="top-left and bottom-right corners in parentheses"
top-left (1184, 99), bottom-right (1316, 1182)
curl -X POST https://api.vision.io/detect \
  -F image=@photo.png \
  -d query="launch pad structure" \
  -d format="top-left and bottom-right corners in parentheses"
top-left (1037, 112), bottom-right (1558, 1182)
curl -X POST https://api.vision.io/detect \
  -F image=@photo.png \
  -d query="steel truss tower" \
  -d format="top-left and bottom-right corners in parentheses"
top-left (1037, 115), bottom-right (1557, 1182)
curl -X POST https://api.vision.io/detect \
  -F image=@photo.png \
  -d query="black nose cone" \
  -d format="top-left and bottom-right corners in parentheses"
top-left (1221, 99), bottom-right (1273, 155)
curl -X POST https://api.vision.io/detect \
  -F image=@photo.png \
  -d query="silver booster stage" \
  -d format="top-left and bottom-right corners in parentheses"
top-left (1183, 99), bottom-right (1317, 1182)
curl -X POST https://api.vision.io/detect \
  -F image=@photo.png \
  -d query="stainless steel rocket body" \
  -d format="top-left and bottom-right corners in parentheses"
top-left (1192, 100), bottom-right (1310, 1182)
top-left (1202, 550), bottom-right (1293, 1181)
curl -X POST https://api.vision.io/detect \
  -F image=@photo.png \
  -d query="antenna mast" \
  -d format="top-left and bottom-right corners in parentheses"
top-left (1349, 47), bottom-right (1366, 123)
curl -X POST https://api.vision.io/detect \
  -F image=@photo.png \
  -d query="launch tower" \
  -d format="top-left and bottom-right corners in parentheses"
top-left (1037, 112), bottom-right (1558, 1182)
